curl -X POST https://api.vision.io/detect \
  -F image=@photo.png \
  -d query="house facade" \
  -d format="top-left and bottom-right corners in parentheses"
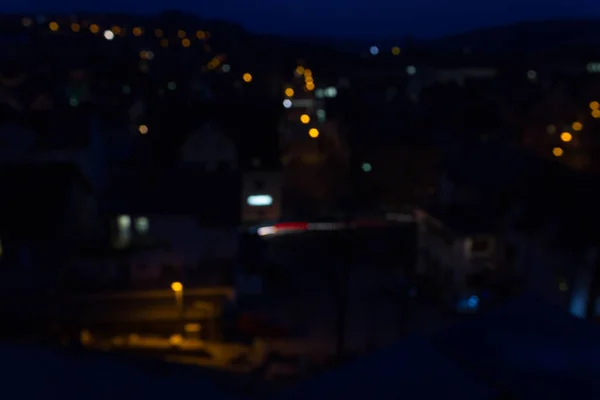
top-left (81, 167), bottom-right (241, 290)
top-left (435, 144), bottom-right (600, 317)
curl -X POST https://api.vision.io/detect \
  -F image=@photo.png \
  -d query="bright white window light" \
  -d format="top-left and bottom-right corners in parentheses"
top-left (117, 215), bottom-right (131, 229)
top-left (135, 217), bottom-right (149, 233)
top-left (247, 195), bottom-right (273, 206)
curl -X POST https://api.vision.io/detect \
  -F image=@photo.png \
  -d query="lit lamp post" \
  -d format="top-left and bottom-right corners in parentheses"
top-left (171, 281), bottom-right (184, 317)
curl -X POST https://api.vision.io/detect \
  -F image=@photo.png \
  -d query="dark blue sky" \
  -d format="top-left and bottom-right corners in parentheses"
top-left (2, 0), bottom-right (599, 38)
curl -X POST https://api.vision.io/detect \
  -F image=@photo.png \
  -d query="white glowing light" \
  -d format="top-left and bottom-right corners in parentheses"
top-left (117, 215), bottom-right (131, 229)
top-left (247, 195), bottom-right (273, 206)
top-left (257, 226), bottom-right (276, 236)
top-left (103, 30), bottom-right (115, 40)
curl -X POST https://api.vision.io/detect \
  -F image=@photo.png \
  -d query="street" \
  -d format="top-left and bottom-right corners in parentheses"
top-left (251, 225), bottom-right (457, 362)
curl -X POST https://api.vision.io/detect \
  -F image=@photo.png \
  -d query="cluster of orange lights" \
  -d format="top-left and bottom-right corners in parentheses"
top-left (288, 66), bottom-right (320, 138)
top-left (590, 101), bottom-right (600, 119)
top-left (302, 68), bottom-right (315, 92)
top-left (207, 55), bottom-right (226, 70)
top-left (39, 19), bottom-right (210, 49)
top-left (548, 100), bottom-right (600, 159)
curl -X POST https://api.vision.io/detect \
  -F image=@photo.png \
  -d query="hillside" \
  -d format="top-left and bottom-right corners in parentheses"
top-left (426, 19), bottom-right (600, 54)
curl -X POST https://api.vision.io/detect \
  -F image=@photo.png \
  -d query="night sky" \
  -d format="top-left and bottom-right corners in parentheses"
top-left (1, 0), bottom-right (599, 38)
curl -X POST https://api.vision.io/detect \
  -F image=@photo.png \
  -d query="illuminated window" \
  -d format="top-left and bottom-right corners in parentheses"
top-left (243, 73), bottom-right (252, 83)
top-left (118, 215), bottom-right (131, 229)
top-left (181, 38), bottom-right (191, 48)
top-left (300, 114), bottom-right (310, 124)
top-left (282, 99), bottom-right (292, 108)
top-left (590, 101), bottom-right (600, 110)
top-left (295, 66), bottom-right (305, 75)
top-left (285, 88), bottom-right (294, 97)
top-left (48, 21), bottom-right (59, 32)
top-left (111, 26), bottom-right (121, 35)
top-left (587, 63), bottom-right (600, 73)
top-left (177, 30), bottom-right (186, 39)
top-left (391, 46), bottom-right (401, 55)
top-left (132, 27), bottom-right (142, 36)
top-left (247, 195), bottom-right (273, 206)
top-left (362, 162), bottom-right (372, 172)
top-left (593, 109), bottom-right (600, 119)
top-left (71, 23), bottom-right (80, 32)
top-left (135, 217), bottom-right (149, 233)
top-left (305, 82), bottom-right (315, 91)
top-left (138, 125), bottom-right (148, 135)
top-left (116, 215), bottom-right (131, 247)
top-left (308, 128), bottom-right (319, 138)
top-left (89, 24), bottom-right (99, 34)
top-left (572, 121), bottom-right (583, 131)
top-left (552, 147), bottom-right (564, 157)
top-left (196, 30), bottom-right (206, 39)
top-left (406, 65), bottom-right (417, 75)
